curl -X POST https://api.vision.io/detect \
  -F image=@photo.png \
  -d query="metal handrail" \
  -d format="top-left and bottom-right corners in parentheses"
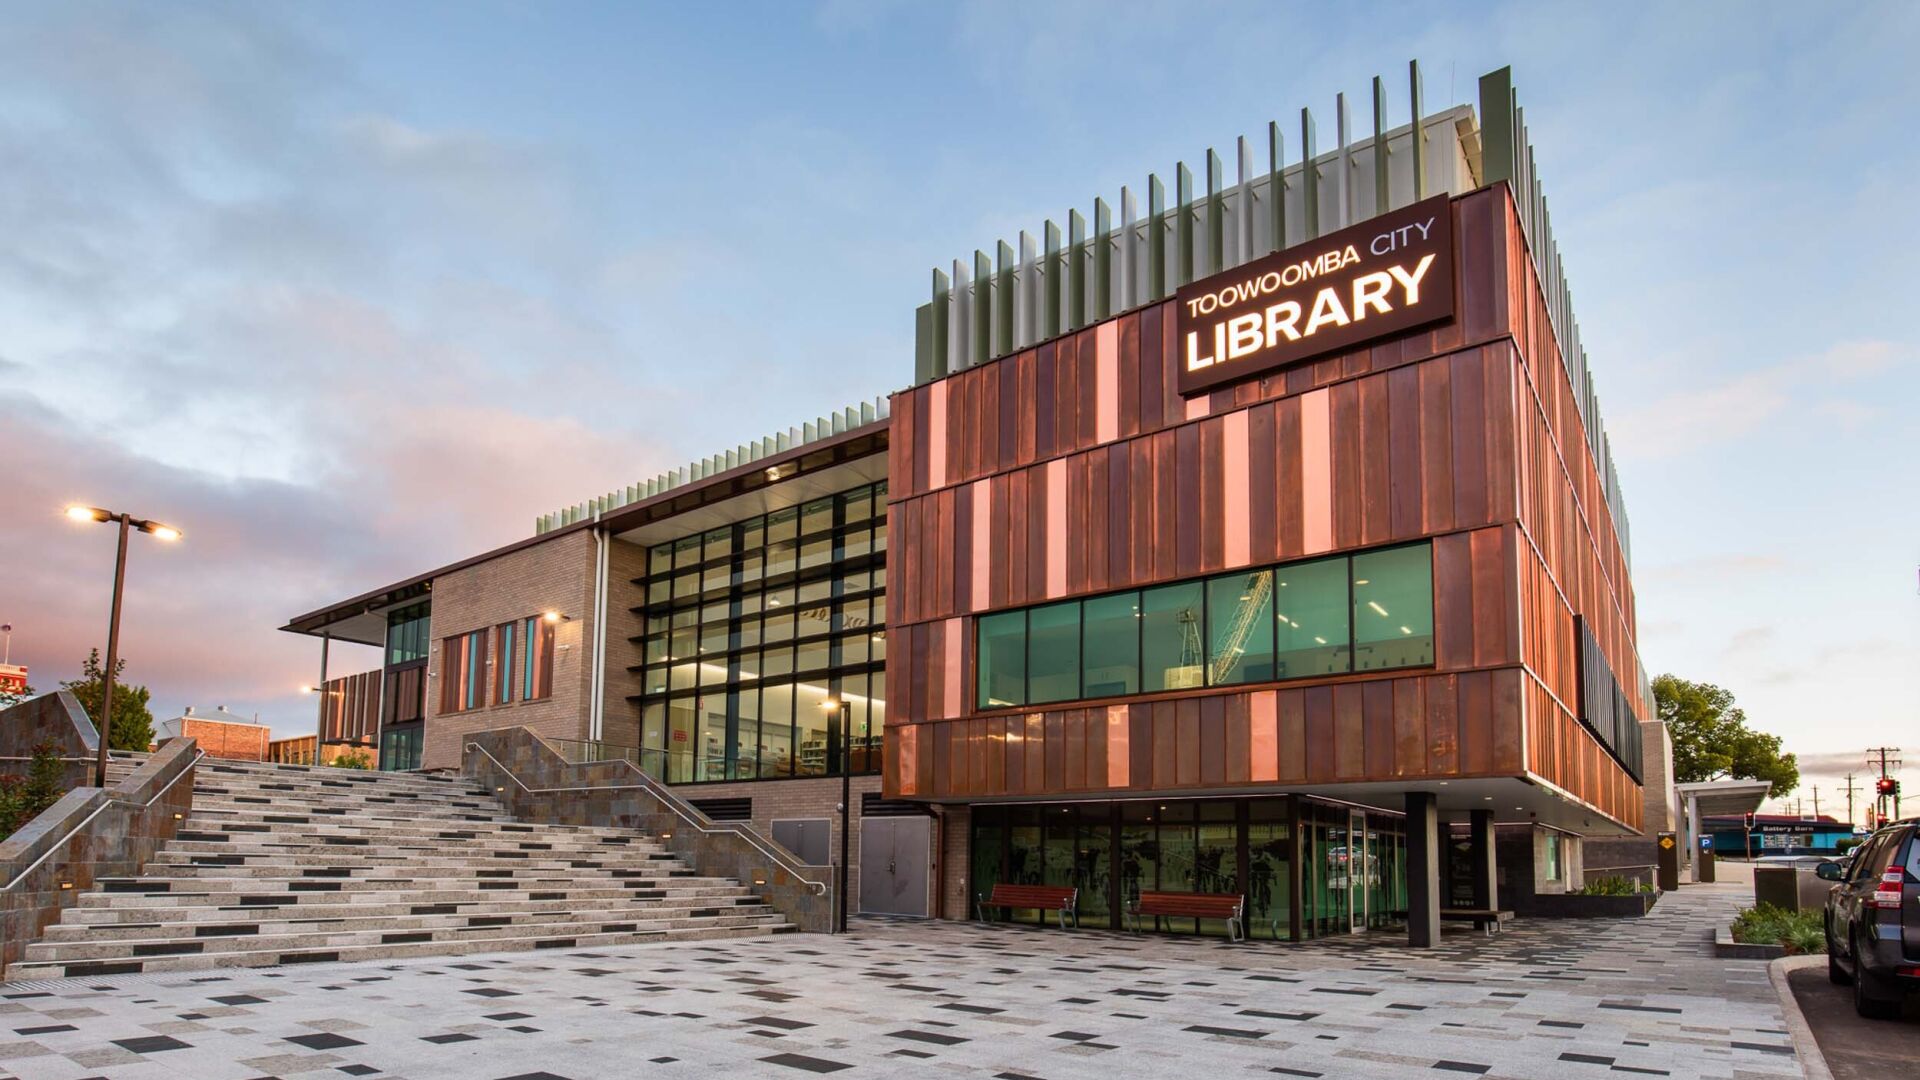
top-left (3, 749), bottom-right (205, 892)
top-left (464, 740), bottom-right (829, 896)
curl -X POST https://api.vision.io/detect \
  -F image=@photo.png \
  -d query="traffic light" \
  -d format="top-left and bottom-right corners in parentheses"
top-left (1876, 776), bottom-right (1897, 798)
top-left (1743, 811), bottom-right (1756, 830)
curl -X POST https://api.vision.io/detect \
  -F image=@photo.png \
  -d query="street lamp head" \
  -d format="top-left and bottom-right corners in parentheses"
top-left (543, 610), bottom-right (567, 623)
top-left (141, 522), bottom-right (182, 541)
top-left (299, 685), bottom-right (316, 695)
top-left (66, 505), bottom-right (109, 523)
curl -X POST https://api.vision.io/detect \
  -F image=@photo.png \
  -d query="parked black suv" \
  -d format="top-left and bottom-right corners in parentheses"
top-left (1818, 820), bottom-right (1920, 1018)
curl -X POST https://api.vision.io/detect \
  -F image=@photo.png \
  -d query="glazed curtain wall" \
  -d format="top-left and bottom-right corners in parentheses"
top-left (970, 797), bottom-right (1407, 940)
top-left (631, 480), bottom-right (888, 783)
top-left (884, 187), bottom-right (1644, 829)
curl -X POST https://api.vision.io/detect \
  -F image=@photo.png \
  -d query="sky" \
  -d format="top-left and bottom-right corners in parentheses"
top-left (2, 1), bottom-right (1915, 817)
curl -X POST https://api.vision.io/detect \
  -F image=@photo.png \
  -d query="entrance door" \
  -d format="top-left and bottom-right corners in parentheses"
top-left (860, 817), bottom-right (931, 916)
top-left (1348, 810), bottom-right (1368, 933)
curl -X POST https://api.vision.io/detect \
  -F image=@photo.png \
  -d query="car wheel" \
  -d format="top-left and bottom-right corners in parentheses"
top-left (1851, 930), bottom-right (1901, 1019)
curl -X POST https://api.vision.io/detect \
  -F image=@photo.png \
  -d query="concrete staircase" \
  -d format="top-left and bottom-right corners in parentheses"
top-left (7, 758), bottom-right (792, 980)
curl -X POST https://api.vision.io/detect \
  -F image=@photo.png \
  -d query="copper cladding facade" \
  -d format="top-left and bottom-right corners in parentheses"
top-left (882, 185), bottom-right (1644, 832)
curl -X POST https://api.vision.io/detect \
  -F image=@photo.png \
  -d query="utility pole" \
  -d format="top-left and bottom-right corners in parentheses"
top-left (1842, 773), bottom-right (1861, 831)
top-left (1809, 785), bottom-right (1821, 819)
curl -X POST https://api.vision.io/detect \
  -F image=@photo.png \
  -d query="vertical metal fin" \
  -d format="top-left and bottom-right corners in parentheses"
top-left (1267, 121), bottom-right (1285, 252)
top-left (1477, 66), bottom-right (1515, 186)
top-left (1299, 108), bottom-right (1319, 239)
top-left (1372, 75), bottom-right (1390, 215)
top-left (929, 267), bottom-right (950, 379)
top-left (1409, 60), bottom-right (1427, 200)
top-left (1093, 197), bottom-right (1112, 320)
top-left (1043, 219), bottom-right (1062, 340)
top-left (1205, 148), bottom-right (1224, 276)
top-left (1148, 173), bottom-right (1166, 299)
top-left (995, 240), bottom-right (1015, 357)
top-left (1068, 208), bottom-right (1087, 330)
top-left (1176, 161), bottom-right (1193, 287)
top-left (972, 250), bottom-right (992, 369)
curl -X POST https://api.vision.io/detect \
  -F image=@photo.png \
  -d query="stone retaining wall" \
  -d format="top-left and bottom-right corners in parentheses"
top-left (0, 692), bottom-right (101, 791)
top-left (0, 737), bottom-right (198, 976)
top-left (462, 728), bottom-right (835, 932)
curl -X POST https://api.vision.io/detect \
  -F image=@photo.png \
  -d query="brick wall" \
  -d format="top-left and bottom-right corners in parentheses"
top-left (424, 529), bottom-right (598, 770)
top-left (176, 718), bottom-right (269, 762)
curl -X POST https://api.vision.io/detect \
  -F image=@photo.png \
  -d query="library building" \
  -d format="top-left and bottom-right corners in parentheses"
top-left (282, 64), bottom-right (1666, 946)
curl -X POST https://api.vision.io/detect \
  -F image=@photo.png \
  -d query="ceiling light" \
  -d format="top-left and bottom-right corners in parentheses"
top-left (1483, 796), bottom-right (1493, 801)
top-left (1313, 636), bottom-right (1327, 644)
top-left (1367, 601), bottom-right (1389, 617)
top-left (1400, 626), bottom-right (1412, 635)
top-left (1353, 579), bottom-right (1369, 585)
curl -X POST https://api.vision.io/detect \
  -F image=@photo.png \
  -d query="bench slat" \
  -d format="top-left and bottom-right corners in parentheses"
top-left (1132, 891), bottom-right (1243, 918)
top-left (984, 884), bottom-right (1075, 907)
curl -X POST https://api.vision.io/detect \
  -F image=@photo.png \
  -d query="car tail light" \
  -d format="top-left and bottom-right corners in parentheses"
top-left (1868, 867), bottom-right (1904, 910)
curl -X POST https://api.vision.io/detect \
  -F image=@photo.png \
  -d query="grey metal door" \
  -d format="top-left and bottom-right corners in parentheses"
top-left (860, 817), bottom-right (930, 916)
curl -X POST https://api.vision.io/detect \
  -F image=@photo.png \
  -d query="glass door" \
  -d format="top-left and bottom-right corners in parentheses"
top-left (1348, 809), bottom-right (1368, 933)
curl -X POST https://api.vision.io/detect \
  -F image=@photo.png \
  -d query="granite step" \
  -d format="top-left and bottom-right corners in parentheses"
top-left (6, 922), bottom-right (795, 980)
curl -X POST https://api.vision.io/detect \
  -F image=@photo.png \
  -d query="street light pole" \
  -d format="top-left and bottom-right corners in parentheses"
top-left (65, 505), bottom-right (182, 788)
top-left (96, 514), bottom-right (131, 788)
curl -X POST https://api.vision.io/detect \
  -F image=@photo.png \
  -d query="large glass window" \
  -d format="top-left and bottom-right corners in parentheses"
top-left (1026, 600), bottom-right (1081, 704)
top-left (1274, 556), bottom-right (1349, 679)
top-left (1350, 545), bottom-right (1434, 672)
top-left (1207, 570), bottom-right (1275, 686)
top-left (975, 542), bottom-right (1432, 710)
top-left (633, 480), bottom-right (886, 783)
top-left (385, 603), bottom-right (431, 666)
top-left (976, 611), bottom-right (1027, 709)
top-left (1141, 581), bottom-right (1205, 692)
top-left (1081, 593), bottom-right (1140, 697)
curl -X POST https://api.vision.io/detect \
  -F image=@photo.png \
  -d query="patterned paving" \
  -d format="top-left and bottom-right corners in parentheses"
top-left (0, 883), bottom-right (1796, 1079)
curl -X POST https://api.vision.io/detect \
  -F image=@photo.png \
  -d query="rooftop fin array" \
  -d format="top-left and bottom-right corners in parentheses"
top-left (532, 396), bottom-right (890, 535)
top-left (912, 61), bottom-right (1631, 568)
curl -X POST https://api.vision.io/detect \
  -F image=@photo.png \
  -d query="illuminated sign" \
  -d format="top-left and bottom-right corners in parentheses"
top-left (1175, 194), bottom-right (1455, 395)
top-left (0, 664), bottom-right (26, 695)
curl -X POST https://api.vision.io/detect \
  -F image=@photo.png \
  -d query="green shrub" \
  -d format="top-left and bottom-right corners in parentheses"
top-left (1731, 903), bottom-right (1826, 953)
top-left (331, 750), bottom-right (373, 770)
top-left (1578, 874), bottom-right (1655, 895)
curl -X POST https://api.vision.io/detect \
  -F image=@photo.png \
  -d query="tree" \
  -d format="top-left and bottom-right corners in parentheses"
top-left (60, 649), bottom-right (154, 753)
top-left (1654, 673), bottom-right (1799, 798)
top-left (0, 742), bottom-right (68, 838)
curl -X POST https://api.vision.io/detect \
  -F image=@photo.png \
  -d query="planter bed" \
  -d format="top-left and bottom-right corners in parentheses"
top-left (1713, 927), bottom-right (1786, 960)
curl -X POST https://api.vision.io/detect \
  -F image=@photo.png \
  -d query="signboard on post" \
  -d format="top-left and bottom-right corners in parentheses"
top-left (1174, 194), bottom-right (1456, 396)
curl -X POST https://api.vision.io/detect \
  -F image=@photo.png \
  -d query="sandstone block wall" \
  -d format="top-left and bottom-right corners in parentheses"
top-left (0, 738), bottom-right (197, 975)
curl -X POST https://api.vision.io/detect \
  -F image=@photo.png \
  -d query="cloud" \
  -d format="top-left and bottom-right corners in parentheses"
top-left (1611, 340), bottom-right (1908, 459)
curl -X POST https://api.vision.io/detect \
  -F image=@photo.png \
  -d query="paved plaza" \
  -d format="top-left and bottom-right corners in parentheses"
top-left (0, 884), bottom-right (1797, 1080)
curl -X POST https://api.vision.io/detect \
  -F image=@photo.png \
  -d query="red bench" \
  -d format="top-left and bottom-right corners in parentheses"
top-left (1128, 891), bottom-right (1247, 941)
top-left (976, 883), bottom-right (1079, 928)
